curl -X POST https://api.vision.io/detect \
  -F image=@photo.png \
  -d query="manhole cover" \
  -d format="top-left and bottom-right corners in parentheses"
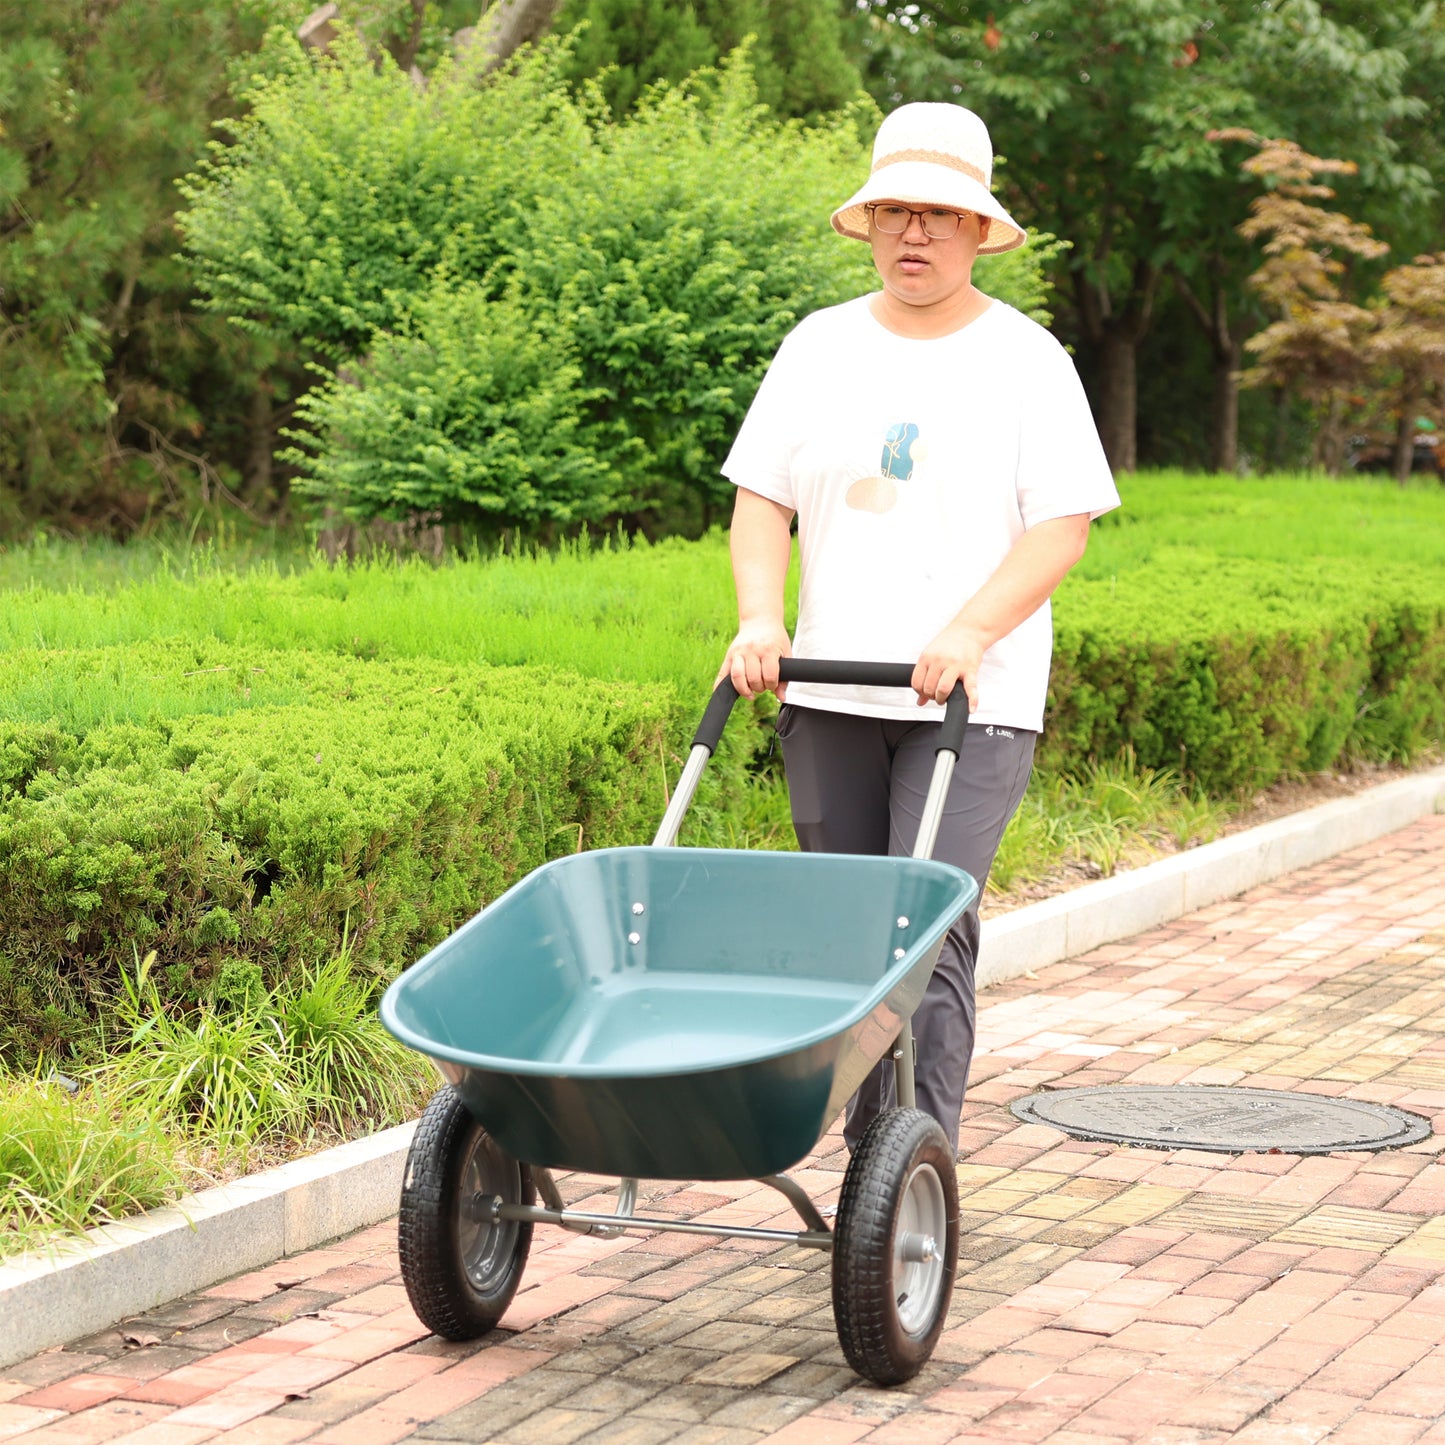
top-left (1010, 1085), bottom-right (1432, 1155)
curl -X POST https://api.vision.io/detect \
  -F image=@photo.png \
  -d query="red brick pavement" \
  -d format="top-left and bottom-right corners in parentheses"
top-left (4, 815), bottom-right (1444, 1443)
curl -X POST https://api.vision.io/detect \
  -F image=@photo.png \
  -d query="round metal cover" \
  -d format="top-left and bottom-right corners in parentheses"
top-left (1010, 1085), bottom-right (1432, 1155)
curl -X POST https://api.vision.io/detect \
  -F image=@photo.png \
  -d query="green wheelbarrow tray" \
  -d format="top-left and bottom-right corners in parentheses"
top-left (381, 844), bottom-right (977, 1181)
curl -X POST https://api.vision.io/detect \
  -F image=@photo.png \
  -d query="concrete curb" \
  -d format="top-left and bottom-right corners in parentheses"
top-left (0, 1122), bottom-right (415, 1369)
top-left (4, 763), bottom-right (1443, 1368)
top-left (978, 763), bottom-right (1445, 989)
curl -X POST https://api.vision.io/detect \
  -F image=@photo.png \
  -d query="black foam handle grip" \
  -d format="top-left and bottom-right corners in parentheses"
top-left (692, 659), bottom-right (970, 757)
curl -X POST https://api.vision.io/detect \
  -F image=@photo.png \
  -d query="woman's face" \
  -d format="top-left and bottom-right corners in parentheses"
top-left (868, 202), bottom-right (992, 315)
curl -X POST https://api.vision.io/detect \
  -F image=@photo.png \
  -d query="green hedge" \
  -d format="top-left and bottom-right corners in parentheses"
top-left (5, 529), bottom-right (1441, 801)
top-left (0, 642), bottom-right (725, 1064)
top-left (4, 490), bottom-right (1445, 1065)
top-left (1047, 556), bottom-right (1445, 792)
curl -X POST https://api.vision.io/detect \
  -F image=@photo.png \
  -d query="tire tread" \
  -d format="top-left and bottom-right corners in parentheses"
top-left (398, 1086), bottom-right (534, 1340)
top-left (831, 1107), bottom-right (958, 1385)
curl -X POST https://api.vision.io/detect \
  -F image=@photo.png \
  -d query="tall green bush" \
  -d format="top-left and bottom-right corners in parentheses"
top-left (181, 34), bottom-right (1061, 534)
top-left (288, 282), bottom-right (630, 527)
top-left (180, 32), bottom-right (587, 360)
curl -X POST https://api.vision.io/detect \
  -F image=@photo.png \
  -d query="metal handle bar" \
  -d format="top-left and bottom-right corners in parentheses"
top-left (692, 659), bottom-right (968, 760)
top-left (654, 659), bottom-right (969, 853)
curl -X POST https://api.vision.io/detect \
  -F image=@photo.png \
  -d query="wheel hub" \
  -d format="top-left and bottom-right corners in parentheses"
top-left (457, 1140), bottom-right (523, 1290)
top-left (894, 1163), bottom-right (947, 1335)
top-left (897, 1231), bottom-right (937, 1263)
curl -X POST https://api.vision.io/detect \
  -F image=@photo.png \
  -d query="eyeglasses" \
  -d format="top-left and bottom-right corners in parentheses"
top-left (867, 204), bottom-right (971, 240)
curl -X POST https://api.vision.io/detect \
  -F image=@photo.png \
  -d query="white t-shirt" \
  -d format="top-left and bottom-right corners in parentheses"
top-left (721, 295), bottom-right (1120, 730)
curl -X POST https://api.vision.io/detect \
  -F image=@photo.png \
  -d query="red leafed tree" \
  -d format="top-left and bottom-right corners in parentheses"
top-left (1220, 131), bottom-right (1388, 475)
top-left (1368, 254), bottom-right (1445, 483)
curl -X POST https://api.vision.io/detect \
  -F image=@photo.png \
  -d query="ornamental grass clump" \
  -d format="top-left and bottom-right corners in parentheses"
top-left (103, 952), bottom-right (306, 1152)
top-left (0, 1070), bottom-right (182, 1258)
top-left (101, 948), bottom-right (433, 1154)
top-left (987, 755), bottom-right (1228, 895)
top-left (276, 941), bottom-right (433, 1134)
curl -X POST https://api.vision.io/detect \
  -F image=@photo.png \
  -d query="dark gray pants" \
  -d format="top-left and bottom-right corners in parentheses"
top-left (774, 704), bottom-right (1035, 1153)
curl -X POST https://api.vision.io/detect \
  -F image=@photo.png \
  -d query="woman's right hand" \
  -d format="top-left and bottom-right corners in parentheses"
top-left (719, 619), bottom-right (792, 701)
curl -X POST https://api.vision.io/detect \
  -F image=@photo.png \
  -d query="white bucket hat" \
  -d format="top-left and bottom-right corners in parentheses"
top-left (831, 102), bottom-right (1026, 256)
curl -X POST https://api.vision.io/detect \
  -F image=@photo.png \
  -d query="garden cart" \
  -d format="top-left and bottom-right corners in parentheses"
top-left (380, 660), bottom-right (979, 1385)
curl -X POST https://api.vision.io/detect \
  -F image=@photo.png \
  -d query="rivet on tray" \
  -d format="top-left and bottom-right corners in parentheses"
top-left (631, 902), bottom-right (645, 915)
top-left (628, 931), bottom-right (641, 945)
top-left (893, 948), bottom-right (906, 961)
top-left (896, 916), bottom-right (910, 929)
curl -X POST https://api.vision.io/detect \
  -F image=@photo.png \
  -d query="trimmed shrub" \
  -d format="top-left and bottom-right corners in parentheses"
top-left (2, 524), bottom-right (1441, 802)
top-left (0, 642), bottom-right (686, 1064)
top-left (1047, 555), bottom-right (1445, 793)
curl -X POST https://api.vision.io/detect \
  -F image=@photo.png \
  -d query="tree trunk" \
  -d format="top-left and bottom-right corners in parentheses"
top-left (394, 0), bottom-right (428, 71)
top-left (1072, 259), bottom-right (1157, 477)
top-left (1170, 268), bottom-right (1243, 475)
top-left (459, 0), bottom-right (564, 73)
top-left (242, 383), bottom-right (273, 505)
top-left (1209, 341), bottom-right (1242, 474)
top-left (1269, 384), bottom-right (1292, 469)
top-left (1393, 387), bottom-right (1421, 485)
top-left (1315, 392), bottom-right (1348, 475)
top-left (298, 4), bottom-right (340, 52)
top-left (1094, 331), bottom-right (1137, 474)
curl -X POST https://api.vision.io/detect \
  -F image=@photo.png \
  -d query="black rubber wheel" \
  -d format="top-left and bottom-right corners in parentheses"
top-left (831, 1107), bottom-right (959, 1385)
top-left (398, 1086), bottom-right (535, 1340)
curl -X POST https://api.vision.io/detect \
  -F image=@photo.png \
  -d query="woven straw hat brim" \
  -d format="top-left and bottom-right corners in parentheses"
top-left (831, 162), bottom-right (1026, 255)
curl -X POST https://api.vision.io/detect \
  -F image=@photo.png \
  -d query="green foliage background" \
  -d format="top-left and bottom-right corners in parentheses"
top-left (6, 2), bottom-right (1445, 530)
top-left (0, 2), bottom-right (275, 529)
top-left (181, 33), bottom-right (1059, 535)
top-left (555, 0), bottom-right (863, 119)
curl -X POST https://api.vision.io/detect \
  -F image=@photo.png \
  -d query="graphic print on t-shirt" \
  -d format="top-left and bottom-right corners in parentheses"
top-left (846, 421), bottom-right (927, 513)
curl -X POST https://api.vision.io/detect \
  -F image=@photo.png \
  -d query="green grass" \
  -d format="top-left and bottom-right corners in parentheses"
top-left (990, 753), bottom-right (1229, 895)
top-left (0, 532), bottom-right (745, 697)
top-left (0, 1071), bottom-right (183, 1258)
top-left (0, 515), bottom-right (315, 594)
top-left (2, 941), bottom-right (432, 1259)
top-left (1082, 470), bottom-right (1445, 576)
top-left (4, 473), bottom-right (1442, 693)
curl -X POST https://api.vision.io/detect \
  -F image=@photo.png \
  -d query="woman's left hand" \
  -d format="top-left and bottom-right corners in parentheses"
top-left (912, 623), bottom-right (985, 714)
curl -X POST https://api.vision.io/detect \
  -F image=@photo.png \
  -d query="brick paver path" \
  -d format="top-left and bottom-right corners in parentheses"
top-left (5, 816), bottom-right (1445, 1444)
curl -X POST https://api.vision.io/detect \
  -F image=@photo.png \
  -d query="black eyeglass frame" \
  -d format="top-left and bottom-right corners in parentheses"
top-left (865, 203), bottom-right (975, 240)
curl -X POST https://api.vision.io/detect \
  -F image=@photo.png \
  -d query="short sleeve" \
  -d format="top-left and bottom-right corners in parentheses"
top-left (1015, 338), bottom-right (1120, 526)
top-left (720, 328), bottom-right (805, 509)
